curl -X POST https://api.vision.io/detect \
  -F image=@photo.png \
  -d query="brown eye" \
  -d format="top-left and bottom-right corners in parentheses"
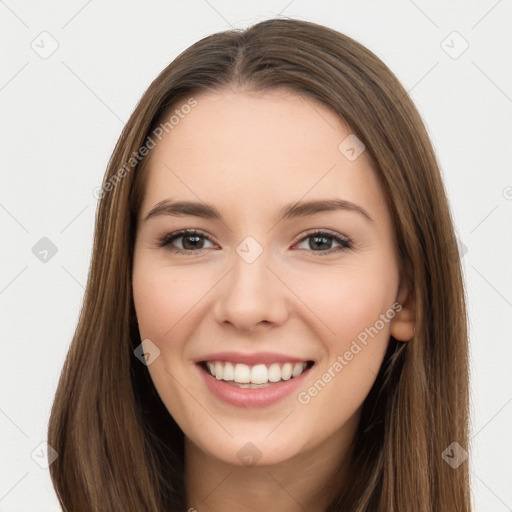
top-left (159, 229), bottom-right (216, 254)
top-left (294, 230), bottom-right (351, 255)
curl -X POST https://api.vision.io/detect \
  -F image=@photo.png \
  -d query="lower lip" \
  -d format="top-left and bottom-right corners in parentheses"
top-left (196, 363), bottom-right (313, 408)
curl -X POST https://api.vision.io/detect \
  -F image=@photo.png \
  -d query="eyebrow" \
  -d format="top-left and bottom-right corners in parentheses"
top-left (142, 198), bottom-right (373, 224)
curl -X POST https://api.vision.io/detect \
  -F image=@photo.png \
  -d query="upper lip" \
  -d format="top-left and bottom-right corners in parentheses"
top-left (194, 351), bottom-right (313, 366)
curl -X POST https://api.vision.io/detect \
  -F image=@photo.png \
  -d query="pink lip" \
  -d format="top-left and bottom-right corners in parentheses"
top-left (195, 362), bottom-right (313, 408)
top-left (194, 351), bottom-right (312, 366)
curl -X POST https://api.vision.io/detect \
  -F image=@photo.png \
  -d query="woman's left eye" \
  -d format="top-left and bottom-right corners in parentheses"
top-left (158, 229), bottom-right (351, 256)
top-left (293, 230), bottom-right (352, 255)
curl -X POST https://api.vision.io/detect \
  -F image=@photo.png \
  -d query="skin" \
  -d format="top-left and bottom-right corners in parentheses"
top-left (132, 88), bottom-right (415, 512)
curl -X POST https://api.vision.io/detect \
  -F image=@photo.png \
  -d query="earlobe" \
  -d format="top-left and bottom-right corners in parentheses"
top-left (390, 279), bottom-right (416, 342)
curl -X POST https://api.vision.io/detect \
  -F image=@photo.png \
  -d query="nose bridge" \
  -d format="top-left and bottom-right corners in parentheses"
top-left (213, 237), bottom-right (289, 329)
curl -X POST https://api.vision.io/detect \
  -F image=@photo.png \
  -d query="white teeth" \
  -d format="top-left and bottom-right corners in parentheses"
top-left (223, 361), bottom-right (234, 381)
top-left (233, 363), bottom-right (251, 383)
top-left (292, 362), bottom-right (304, 377)
top-left (205, 361), bottom-right (309, 384)
top-left (214, 361), bottom-right (223, 381)
top-left (250, 364), bottom-right (268, 384)
top-left (281, 362), bottom-right (292, 381)
top-left (268, 363), bottom-right (281, 383)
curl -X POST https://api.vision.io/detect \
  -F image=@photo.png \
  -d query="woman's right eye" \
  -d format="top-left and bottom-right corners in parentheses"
top-left (159, 229), bottom-right (216, 255)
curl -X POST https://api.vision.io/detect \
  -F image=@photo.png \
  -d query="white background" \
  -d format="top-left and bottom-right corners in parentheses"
top-left (1, 1), bottom-right (511, 510)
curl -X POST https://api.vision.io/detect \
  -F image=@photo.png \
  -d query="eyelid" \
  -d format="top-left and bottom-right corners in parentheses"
top-left (292, 228), bottom-right (350, 245)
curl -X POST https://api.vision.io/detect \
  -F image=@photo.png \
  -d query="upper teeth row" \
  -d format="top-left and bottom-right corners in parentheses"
top-left (206, 361), bottom-right (308, 384)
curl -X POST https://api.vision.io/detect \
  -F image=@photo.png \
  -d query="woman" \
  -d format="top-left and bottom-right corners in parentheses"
top-left (48, 18), bottom-right (471, 511)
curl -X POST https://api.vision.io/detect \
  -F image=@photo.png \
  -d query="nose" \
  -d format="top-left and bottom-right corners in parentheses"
top-left (213, 246), bottom-right (290, 331)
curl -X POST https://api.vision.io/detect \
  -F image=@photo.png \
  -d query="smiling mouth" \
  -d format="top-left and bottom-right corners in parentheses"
top-left (198, 360), bottom-right (315, 388)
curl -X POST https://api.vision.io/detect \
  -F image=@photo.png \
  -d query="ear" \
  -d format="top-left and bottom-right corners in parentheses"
top-left (390, 277), bottom-right (415, 342)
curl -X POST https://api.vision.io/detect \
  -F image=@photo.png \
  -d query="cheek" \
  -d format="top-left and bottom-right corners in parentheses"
top-left (290, 262), bottom-right (398, 345)
top-left (132, 259), bottom-right (208, 340)
top-left (293, 273), bottom-right (396, 438)
top-left (132, 259), bottom-right (204, 416)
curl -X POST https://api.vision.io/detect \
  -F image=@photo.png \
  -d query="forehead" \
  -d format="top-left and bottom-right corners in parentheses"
top-left (139, 89), bottom-right (388, 226)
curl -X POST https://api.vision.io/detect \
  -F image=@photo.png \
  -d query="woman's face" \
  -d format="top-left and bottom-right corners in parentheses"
top-left (132, 88), bottom-right (413, 468)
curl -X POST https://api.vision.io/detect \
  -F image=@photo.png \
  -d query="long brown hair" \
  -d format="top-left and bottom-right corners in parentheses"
top-left (48, 18), bottom-right (471, 511)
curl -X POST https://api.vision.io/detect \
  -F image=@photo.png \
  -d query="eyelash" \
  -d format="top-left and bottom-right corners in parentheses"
top-left (157, 228), bottom-right (352, 256)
